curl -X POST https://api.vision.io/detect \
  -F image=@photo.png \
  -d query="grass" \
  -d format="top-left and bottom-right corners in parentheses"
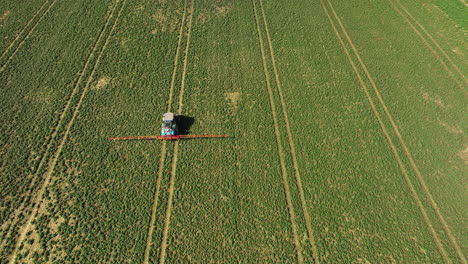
top-left (430, 0), bottom-right (468, 29)
top-left (0, 0), bottom-right (466, 263)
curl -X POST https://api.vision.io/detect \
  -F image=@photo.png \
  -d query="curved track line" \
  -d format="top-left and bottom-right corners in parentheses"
top-left (142, 3), bottom-right (187, 263)
top-left (158, 1), bottom-right (194, 263)
top-left (258, 0), bottom-right (320, 262)
top-left (394, 0), bottom-right (466, 83)
top-left (326, 0), bottom-right (466, 262)
top-left (0, 0), bottom-right (121, 252)
top-left (0, 0), bottom-right (50, 61)
top-left (386, 0), bottom-right (466, 93)
top-left (320, 0), bottom-right (450, 262)
top-left (6, 1), bottom-right (127, 263)
top-left (252, 0), bottom-right (303, 263)
top-left (0, 0), bottom-right (58, 73)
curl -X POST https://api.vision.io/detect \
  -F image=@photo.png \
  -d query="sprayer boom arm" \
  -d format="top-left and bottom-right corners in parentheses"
top-left (108, 135), bottom-right (228, 140)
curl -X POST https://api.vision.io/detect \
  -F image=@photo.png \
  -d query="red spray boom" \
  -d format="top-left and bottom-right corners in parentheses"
top-left (108, 135), bottom-right (229, 140)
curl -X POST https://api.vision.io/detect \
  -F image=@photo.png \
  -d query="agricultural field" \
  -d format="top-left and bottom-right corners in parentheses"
top-left (0, 0), bottom-right (466, 263)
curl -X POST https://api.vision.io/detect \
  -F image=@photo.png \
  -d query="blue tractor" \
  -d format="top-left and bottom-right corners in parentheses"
top-left (161, 112), bottom-right (177, 136)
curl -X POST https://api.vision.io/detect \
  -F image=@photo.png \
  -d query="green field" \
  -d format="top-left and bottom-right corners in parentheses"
top-left (1, 0), bottom-right (466, 263)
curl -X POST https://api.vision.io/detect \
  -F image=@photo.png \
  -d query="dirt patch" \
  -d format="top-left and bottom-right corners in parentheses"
top-left (0, 10), bottom-right (11, 21)
top-left (459, 0), bottom-right (468, 8)
top-left (452, 47), bottom-right (465, 57)
top-left (195, 4), bottom-right (232, 24)
top-left (19, 225), bottom-right (43, 264)
top-left (93, 76), bottom-right (111, 90)
top-left (438, 119), bottom-right (463, 134)
top-left (48, 215), bottom-right (65, 234)
top-left (225, 92), bottom-right (241, 110)
top-left (422, 92), bottom-right (447, 109)
top-left (458, 147), bottom-right (468, 164)
top-left (151, 8), bottom-right (179, 34)
top-left (26, 89), bottom-right (53, 104)
top-left (215, 6), bottom-right (230, 16)
top-left (152, 8), bottom-right (167, 33)
top-left (196, 12), bottom-right (209, 24)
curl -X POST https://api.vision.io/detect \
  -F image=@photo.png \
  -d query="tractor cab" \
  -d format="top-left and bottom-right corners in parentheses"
top-left (161, 112), bottom-right (177, 136)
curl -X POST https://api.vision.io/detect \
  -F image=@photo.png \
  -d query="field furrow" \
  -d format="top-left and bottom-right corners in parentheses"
top-left (320, 1), bottom-right (450, 262)
top-left (158, 1), bottom-right (195, 263)
top-left (0, 0), bottom-right (123, 252)
top-left (142, 2), bottom-right (187, 264)
top-left (0, 0), bottom-right (50, 60)
top-left (0, 0), bottom-right (58, 73)
top-left (391, 0), bottom-right (466, 84)
top-left (252, 0), bottom-right (304, 262)
top-left (1, 0), bottom-right (466, 262)
top-left (322, 0), bottom-right (466, 261)
top-left (325, 1), bottom-right (466, 262)
top-left (387, 0), bottom-right (466, 93)
top-left (258, 0), bottom-right (320, 262)
top-left (3, 0), bottom-right (127, 262)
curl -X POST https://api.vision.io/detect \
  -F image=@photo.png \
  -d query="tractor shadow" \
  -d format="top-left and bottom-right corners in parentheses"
top-left (176, 115), bottom-right (195, 135)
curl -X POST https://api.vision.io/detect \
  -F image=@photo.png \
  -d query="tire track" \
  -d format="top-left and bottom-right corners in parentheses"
top-left (0, 0), bottom-right (122, 252)
top-left (252, 0), bottom-right (304, 263)
top-left (387, 0), bottom-right (466, 93)
top-left (158, 1), bottom-right (194, 263)
top-left (460, 0), bottom-right (468, 8)
top-left (320, 0), bottom-right (451, 262)
top-left (142, 2), bottom-right (187, 263)
top-left (258, 0), bottom-right (320, 262)
top-left (393, 0), bottom-right (466, 82)
top-left (325, 0), bottom-right (466, 262)
top-left (6, 0), bottom-right (127, 262)
top-left (0, 0), bottom-right (58, 73)
top-left (0, 0), bottom-right (49, 61)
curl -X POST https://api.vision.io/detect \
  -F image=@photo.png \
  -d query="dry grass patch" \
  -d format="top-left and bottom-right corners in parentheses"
top-left (458, 146), bottom-right (468, 164)
top-left (438, 119), bottom-right (463, 134)
top-left (215, 6), bottom-right (230, 16)
top-left (93, 76), bottom-right (111, 90)
top-left (0, 10), bottom-right (11, 21)
top-left (422, 92), bottom-right (447, 109)
top-left (225, 92), bottom-right (241, 110)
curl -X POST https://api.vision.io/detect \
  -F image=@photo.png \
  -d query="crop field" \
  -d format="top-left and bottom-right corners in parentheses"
top-left (0, 0), bottom-right (466, 263)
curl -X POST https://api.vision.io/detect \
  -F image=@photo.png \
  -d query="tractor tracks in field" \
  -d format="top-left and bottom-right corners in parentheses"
top-left (0, 0), bottom-right (58, 73)
top-left (2, 0), bottom-right (127, 262)
top-left (142, 0), bottom-right (194, 263)
top-left (321, 0), bottom-right (466, 263)
top-left (142, 1), bottom-right (187, 263)
top-left (159, 1), bottom-right (194, 261)
top-left (252, 0), bottom-right (320, 263)
top-left (159, 0), bottom-right (194, 262)
top-left (1, 0), bottom-right (122, 251)
top-left (387, 0), bottom-right (467, 94)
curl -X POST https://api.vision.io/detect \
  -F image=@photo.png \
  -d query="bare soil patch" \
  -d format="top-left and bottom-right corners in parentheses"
top-left (438, 119), bottom-right (463, 134)
top-left (0, 10), bottom-right (11, 21)
top-left (93, 76), bottom-right (111, 90)
top-left (422, 92), bottom-right (447, 109)
top-left (458, 146), bottom-right (468, 164)
top-left (225, 92), bottom-right (241, 110)
top-left (452, 47), bottom-right (465, 57)
top-left (215, 6), bottom-right (230, 16)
